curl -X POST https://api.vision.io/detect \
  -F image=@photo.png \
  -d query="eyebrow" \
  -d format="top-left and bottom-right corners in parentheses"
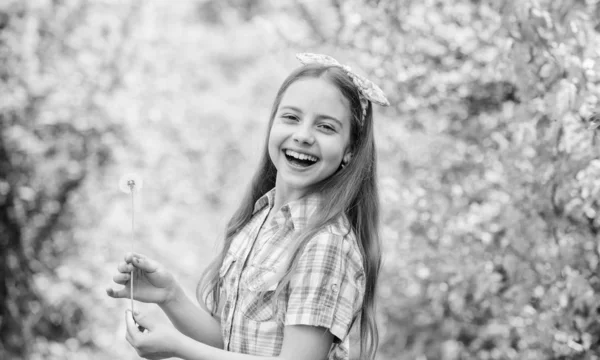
top-left (279, 106), bottom-right (344, 127)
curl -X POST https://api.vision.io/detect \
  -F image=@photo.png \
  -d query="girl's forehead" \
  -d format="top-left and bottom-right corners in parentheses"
top-left (279, 78), bottom-right (351, 120)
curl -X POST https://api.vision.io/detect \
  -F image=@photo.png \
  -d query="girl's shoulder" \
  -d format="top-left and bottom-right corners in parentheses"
top-left (320, 214), bottom-right (352, 237)
top-left (311, 215), bottom-right (364, 274)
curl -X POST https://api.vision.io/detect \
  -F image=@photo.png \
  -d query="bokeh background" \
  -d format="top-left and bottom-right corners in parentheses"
top-left (3, 0), bottom-right (600, 359)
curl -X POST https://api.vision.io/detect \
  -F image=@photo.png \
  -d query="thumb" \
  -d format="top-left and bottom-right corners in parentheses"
top-left (132, 311), bottom-right (152, 332)
top-left (125, 310), bottom-right (138, 337)
top-left (131, 255), bottom-right (160, 274)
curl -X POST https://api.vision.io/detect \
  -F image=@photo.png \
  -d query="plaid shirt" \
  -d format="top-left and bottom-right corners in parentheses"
top-left (216, 189), bottom-right (366, 359)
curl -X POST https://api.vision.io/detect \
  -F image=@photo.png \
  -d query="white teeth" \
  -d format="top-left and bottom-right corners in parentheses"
top-left (285, 150), bottom-right (318, 162)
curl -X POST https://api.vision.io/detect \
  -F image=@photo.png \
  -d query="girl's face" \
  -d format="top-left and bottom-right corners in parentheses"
top-left (268, 77), bottom-right (352, 197)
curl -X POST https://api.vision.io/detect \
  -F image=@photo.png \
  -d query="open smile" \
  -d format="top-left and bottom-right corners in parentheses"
top-left (283, 149), bottom-right (320, 168)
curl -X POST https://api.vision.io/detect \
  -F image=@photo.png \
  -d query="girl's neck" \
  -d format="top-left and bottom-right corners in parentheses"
top-left (272, 180), bottom-right (308, 214)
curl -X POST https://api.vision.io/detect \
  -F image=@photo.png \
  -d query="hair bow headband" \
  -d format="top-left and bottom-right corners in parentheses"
top-left (296, 53), bottom-right (390, 123)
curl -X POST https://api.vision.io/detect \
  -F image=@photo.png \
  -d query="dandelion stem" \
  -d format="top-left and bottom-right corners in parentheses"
top-left (129, 184), bottom-right (135, 314)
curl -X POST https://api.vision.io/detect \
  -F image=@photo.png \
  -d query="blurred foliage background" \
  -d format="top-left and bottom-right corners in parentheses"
top-left (2, 0), bottom-right (600, 359)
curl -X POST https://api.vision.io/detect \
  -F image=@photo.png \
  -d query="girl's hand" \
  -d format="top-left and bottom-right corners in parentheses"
top-left (125, 310), bottom-right (179, 360)
top-left (106, 252), bottom-right (179, 305)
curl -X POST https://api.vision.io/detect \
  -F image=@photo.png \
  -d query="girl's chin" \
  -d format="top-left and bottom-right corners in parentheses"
top-left (277, 173), bottom-right (317, 189)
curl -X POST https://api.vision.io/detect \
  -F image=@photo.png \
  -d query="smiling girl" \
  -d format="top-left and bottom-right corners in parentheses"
top-left (107, 53), bottom-right (390, 360)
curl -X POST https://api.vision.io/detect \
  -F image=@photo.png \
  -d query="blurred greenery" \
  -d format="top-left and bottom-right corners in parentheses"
top-left (3, 0), bottom-right (600, 359)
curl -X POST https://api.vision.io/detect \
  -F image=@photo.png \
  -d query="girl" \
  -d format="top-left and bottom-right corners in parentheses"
top-left (106, 53), bottom-right (390, 360)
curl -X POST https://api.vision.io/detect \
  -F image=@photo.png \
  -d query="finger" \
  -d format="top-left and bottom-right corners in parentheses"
top-left (130, 255), bottom-right (160, 274)
top-left (125, 325), bottom-right (134, 346)
top-left (125, 310), bottom-right (139, 339)
top-left (117, 262), bottom-right (135, 273)
top-left (124, 251), bottom-right (145, 263)
top-left (132, 311), bottom-right (152, 332)
top-left (106, 286), bottom-right (129, 299)
top-left (131, 310), bottom-right (147, 332)
top-left (112, 272), bottom-right (131, 285)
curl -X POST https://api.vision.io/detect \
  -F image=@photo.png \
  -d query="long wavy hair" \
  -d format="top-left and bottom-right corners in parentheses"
top-left (198, 64), bottom-right (382, 360)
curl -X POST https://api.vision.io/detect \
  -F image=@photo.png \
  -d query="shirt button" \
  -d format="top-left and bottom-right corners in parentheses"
top-left (331, 284), bottom-right (339, 293)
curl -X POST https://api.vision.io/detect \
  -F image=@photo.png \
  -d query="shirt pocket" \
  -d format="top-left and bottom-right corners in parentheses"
top-left (240, 265), bottom-right (281, 322)
top-left (216, 253), bottom-right (237, 316)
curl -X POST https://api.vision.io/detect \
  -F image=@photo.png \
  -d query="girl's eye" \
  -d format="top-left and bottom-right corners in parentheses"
top-left (320, 124), bottom-right (336, 133)
top-left (282, 114), bottom-right (299, 121)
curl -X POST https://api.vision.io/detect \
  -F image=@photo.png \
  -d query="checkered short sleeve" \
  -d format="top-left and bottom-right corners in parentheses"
top-left (285, 231), bottom-right (365, 341)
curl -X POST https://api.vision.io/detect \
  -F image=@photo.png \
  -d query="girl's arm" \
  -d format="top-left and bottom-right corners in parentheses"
top-left (159, 284), bottom-right (224, 349)
top-left (177, 325), bottom-right (333, 360)
top-left (126, 311), bottom-right (333, 360)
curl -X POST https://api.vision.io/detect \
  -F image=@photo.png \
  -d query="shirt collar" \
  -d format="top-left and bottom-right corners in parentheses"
top-left (252, 188), bottom-right (322, 230)
top-left (253, 189), bottom-right (274, 214)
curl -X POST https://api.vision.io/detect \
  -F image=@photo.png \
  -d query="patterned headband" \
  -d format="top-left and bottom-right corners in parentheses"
top-left (296, 53), bottom-right (390, 124)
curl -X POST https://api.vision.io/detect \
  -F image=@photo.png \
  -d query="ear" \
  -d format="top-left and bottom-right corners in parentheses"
top-left (342, 152), bottom-right (352, 165)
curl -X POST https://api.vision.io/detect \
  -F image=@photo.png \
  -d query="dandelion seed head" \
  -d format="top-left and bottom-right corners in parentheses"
top-left (119, 172), bottom-right (144, 194)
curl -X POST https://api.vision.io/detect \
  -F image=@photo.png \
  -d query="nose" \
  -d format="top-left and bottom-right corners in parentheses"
top-left (292, 123), bottom-right (315, 145)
